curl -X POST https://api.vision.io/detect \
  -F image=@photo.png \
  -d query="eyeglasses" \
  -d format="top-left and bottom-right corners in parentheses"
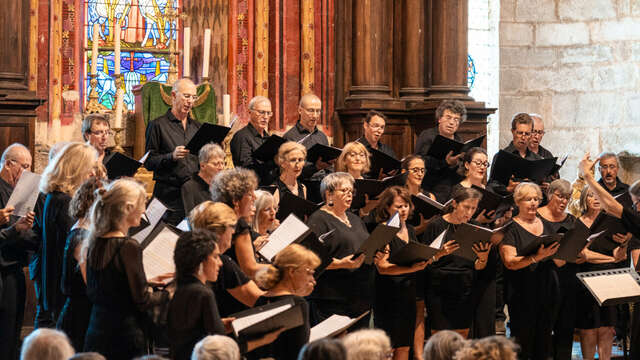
top-left (553, 192), bottom-right (570, 201)
top-left (532, 130), bottom-right (545, 135)
top-left (367, 123), bottom-right (385, 130)
top-left (470, 160), bottom-right (490, 168)
top-left (179, 93), bottom-right (198, 100)
top-left (514, 131), bottom-right (531, 137)
top-left (208, 161), bottom-right (225, 168)
top-left (252, 109), bottom-right (273, 117)
top-left (442, 115), bottom-right (461, 123)
top-left (347, 152), bottom-right (367, 159)
top-left (599, 165), bottom-right (618, 170)
top-left (335, 187), bottom-right (355, 195)
top-left (302, 107), bottom-right (322, 115)
top-left (91, 130), bottom-right (113, 137)
top-left (408, 167), bottom-right (425, 174)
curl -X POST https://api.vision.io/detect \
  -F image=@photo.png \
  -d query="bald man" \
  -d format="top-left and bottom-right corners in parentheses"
top-left (145, 78), bottom-right (202, 224)
top-left (283, 94), bottom-right (331, 179)
top-left (0, 143), bottom-right (38, 359)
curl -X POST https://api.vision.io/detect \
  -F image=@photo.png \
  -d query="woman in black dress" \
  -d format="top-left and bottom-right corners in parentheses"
top-left (499, 182), bottom-right (560, 359)
top-left (56, 177), bottom-right (104, 351)
top-left (372, 186), bottom-right (439, 360)
top-left (422, 187), bottom-right (491, 339)
top-left (575, 186), bottom-right (627, 360)
top-left (401, 155), bottom-right (435, 235)
top-left (189, 201), bottom-right (265, 317)
top-left (211, 168), bottom-right (266, 278)
top-left (36, 142), bottom-right (98, 328)
top-left (336, 142), bottom-right (377, 217)
top-left (83, 178), bottom-right (172, 359)
top-left (536, 179), bottom-right (577, 360)
top-left (306, 172), bottom-right (370, 328)
top-left (273, 141), bottom-right (307, 203)
top-left (249, 244), bottom-right (320, 360)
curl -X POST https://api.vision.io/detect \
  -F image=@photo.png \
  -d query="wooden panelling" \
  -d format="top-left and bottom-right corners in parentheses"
top-left (0, 1), bottom-right (30, 91)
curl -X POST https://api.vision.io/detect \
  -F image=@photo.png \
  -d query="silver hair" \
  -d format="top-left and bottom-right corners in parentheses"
top-left (343, 329), bottom-right (391, 360)
top-left (252, 189), bottom-right (275, 232)
top-left (547, 179), bottom-right (571, 199)
top-left (20, 328), bottom-right (75, 360)
top-left (247, 96), bottom-right (271, 111)
top-left (598, 152), bottom-right (619, 167)
top-left (172, 78), bottom-right (196, 93)
top-left (81, 114), bottom-right (110, 140)
top-left (319, 172), bottom-right (355, 201)
top-left (529, 113), bottom-right (543, 121)
top-left (191, 335), bottom-right (240, 360)
top-left (198, 143), bottom-right (225, 164)
top-left (0, 143), bottom-right (29, 168)
top-left (299, 93), bottom-right (320, 108)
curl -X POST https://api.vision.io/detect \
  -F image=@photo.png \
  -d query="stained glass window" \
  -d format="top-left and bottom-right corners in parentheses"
top-left (84, 0), bottom-right (180, 111)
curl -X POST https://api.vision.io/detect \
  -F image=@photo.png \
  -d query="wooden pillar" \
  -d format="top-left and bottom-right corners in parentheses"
top-left (427, 0), bottom-right (472, 99)
top-left (398, 0), bottom-right (427, 100)
top-left (300, 0), bottom-right (314, 95)
top-left (254, 0), bottom-right (268, 96)
top-left (348, 0), bottom-right (393, 100)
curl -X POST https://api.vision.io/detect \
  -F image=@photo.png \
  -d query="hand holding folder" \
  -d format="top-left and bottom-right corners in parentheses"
top-left (426, 134), bottom-right (486, 160)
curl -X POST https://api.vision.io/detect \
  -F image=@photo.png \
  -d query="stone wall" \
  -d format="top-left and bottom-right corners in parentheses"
top-left (499, 0), bottom-right (640, 182)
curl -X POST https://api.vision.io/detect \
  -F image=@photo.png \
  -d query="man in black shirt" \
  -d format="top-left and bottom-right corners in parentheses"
top-left (597, 152), bottom-right (629, 196)
top-left (145, 78), bottom-right (201, 224)
top-left (414, 100), bottom-right (467, 202)
top-left (0, 143), bottom-right (36, 359)
top-left (181, 143), bottom-right (226, 215)
top-left (82, 114), bottom-right (112, 164)
top-left (283, 93), bottom-right (331, 179)
top-left (357, 110), bottom-right (397, 179)
top-left (528, 114), bottom-right (554, 159)
top-left (230, 96), bottom-right (277, 185)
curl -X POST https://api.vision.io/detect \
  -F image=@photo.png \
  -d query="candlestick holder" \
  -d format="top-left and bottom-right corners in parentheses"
top-left (201, 77), bottom-right (209, 84)
top-left (112, 127), bottom-right (125, 154)
top-left (85, 74), bottom-right (107, 113)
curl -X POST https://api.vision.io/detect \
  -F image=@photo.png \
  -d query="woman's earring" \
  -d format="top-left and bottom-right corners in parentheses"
top-left (198, 263), bottom-right (204, 277)
top-left (328, 199), bottom-right (334, 207)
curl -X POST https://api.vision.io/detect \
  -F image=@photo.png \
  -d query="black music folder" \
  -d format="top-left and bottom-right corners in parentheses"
top-left (352, 179), bottom-right (386, 209)
top-left (426, 134), bottom-right (486, 159)
top-left (253, 134), bottom-right (287, 162)
top-left (258, 185), bottom-right (278, 194)
top-left (410, 194), bottom-right (449, 221)
top-left (186, 123), bottom-right (231, 154)
top-left (577, 268), bottom-right (640, 306)
top-left (276, 192), bottom-right (322, 221)
top-left (369, 148), bottom-right (401, 176)
top-left (104, 152), bottom-right (143, 179)
top-left (450, 222), bottom-right (506, 262)
top-left (388, 241), bottom-right (439, 266)
top-left (552, 221), bottom-right (604, 262)
top-left (588, 212), bottom-right (629, 254)
top-left (489, 150), bottom-right (558, 185)
top-left (230, 298), bottom-right (305, 339)
top-left (306, 143), bottom-right (342, 164)
top-left (615, 191), bottom-right (634, 210)
top-left (309, 311), bottom-right (370, 342)
top-left (471, 185), bottom-right (513, 216)
top-left (299, 230), bottom-right (334, 279)
top-left (353, 216), bottom-right (401, 265)
top-left (548, 154), bottom-right (568, 177)
top-left (517, 233), bottom-right (563, 257)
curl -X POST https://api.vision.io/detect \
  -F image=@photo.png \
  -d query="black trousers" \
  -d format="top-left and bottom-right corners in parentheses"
top-left (0, 266), bottom-right (26, 360)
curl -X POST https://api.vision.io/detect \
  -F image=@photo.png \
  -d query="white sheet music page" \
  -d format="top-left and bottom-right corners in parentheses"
top-left (138, 151), bottom-right (150, 164)
top-left (231, 303), bottom-right (292, 336)
top-left (430, 229), bottom-right (447, 249)
top-left (582, 273), bottom-right (640, 304)
top-left (6, 171), bottom-right (41, 217)
top-left (176, 219), bottom-right (190, 232)
top-left (142, 226), bottom-right (179, 281)
top-left (416, 193), bottom-right (446, 210)
top-left (386, 212), bottom-right (400, 228)
top-left (133, 198), bottom-right (169, 243)
top-left (309, 314), bottom-right (353, 342)
top-left (259, 214), bottom-right (309, 261)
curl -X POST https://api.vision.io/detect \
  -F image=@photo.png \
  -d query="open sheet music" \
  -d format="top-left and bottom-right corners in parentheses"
top-left (133, 198), bottom-right (168, 243)
top-left (141, 224), bottom-right (180, 281)
top-left (577, 268), bottom-right (640, 306)
top-left (6, 171), bottom-right (41, 216)
top-left (230, 298), bottom-right (304, 338)
top-left (309, 311), bottom-right (370, 342)
top-left (258, 214), bottom-right (310, 261)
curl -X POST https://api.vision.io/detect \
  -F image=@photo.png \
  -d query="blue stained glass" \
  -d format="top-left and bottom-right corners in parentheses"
top-left (84, 0), bottom-right (180, 110)
top-left (467, 55), bottom-right (477, 89)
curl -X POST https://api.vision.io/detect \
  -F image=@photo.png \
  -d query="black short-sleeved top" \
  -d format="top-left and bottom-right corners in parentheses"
top-left (209, 254), bottom-right (251, 317)
top-left (421, 216), bottom-right (475, 280)
top-left (306, 209), bottom-right (373, 306)
top-left (181, 173), bottom-right (211, 215)
top-left (247, 294), bottom-right (310, 360)
top-left (168, 276), bottom-right (226, 360)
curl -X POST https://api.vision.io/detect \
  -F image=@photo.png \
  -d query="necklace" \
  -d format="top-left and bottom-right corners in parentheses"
top-left (322, 206), bottom-right (351, 227)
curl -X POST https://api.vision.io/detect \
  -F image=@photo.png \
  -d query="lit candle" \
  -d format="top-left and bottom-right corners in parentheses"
top-left (91, 23), bottom-right (99, 75)
top-left (223, 94), bottom-right (230, 126)
top-left (114, 88), bottom-right (124, 128)
top-left (202, 28), bottom-right (211, 79)
top-left (183, 27), bottom-right (190, 77)
top-left (114, 22), bottom-right (121, 75)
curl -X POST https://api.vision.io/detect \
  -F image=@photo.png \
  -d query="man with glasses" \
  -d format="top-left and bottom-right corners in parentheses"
top-left (230, 96), bottom-right (277, 185)
top-left (181, 143), bottom-right (226, 214)
top-left (284, 93), bottom-right (332, 180)
top-left (0, 143), bottom-right (37, 359)
top-left (357, 110), bottom-right (397, 179)
top-left (415, 100), bottom-right (467, 202)
top-left (528, 114), bottom-right (554, 160)
top-left (145, 78), bottom-right (202, 224)
top-left (81, 114), bottom-right (112, 163)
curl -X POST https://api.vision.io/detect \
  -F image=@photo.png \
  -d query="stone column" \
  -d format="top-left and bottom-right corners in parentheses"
top-left (398, 0), bottom-right (428, 100)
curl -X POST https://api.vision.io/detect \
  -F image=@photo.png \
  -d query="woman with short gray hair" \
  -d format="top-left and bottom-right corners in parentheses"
top-left (342, 329), bottom-right (391, 360)
top-left (306, 172), bottom-right (371, 329)
top-left (182, 143), bottom-right (226, 214)
top-left (191, 335), bottom-right (240, 360)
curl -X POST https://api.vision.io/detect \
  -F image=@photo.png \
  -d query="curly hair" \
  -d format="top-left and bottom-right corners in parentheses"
top-left (435, 100), bottom-right (467, 123)
top-left (173, 230), bottom-right (219, 280)
top-left (210, 168), bottom-right (258, 206)
top-left (454, 336), bottom-right (518, 360)
top-left (375, 186), bottom-right (414, 223)
top-left (69, 177), bottom-right (106, 220)
top-left (255, 244), bottom-right (320, 290)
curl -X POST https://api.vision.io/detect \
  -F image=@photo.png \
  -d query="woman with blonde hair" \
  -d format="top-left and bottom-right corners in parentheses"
top-left (336, 142), bottom-right (377, 216)
top-left (35, 142), bottom-right (98, 328)
top-left (83, 178), bottom-right (172, 359)
top-left (342, 328), bottom-right (392, 360)
top-left (189, 201), bottom-right (264, 317)
top-left (252, 190), bottom-right (279, 236)
top-left (248, 244), bottom-right (320, 360)
top-left (273, 141), bottom-right (307, 202)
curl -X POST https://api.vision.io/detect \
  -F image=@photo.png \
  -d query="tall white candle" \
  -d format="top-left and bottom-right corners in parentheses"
top-left (114, 22), bottom-right (121, 75)
top-left (223, 94), bottom-right (230, 126)
top-left (202, 28), bottom-right (211, 78)
top-left (114, 88), bottom-right (124, 128)
top-left (183, 27), bottom-right (191, 77)
top-left (91, 23), bottom-right (99, 75)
